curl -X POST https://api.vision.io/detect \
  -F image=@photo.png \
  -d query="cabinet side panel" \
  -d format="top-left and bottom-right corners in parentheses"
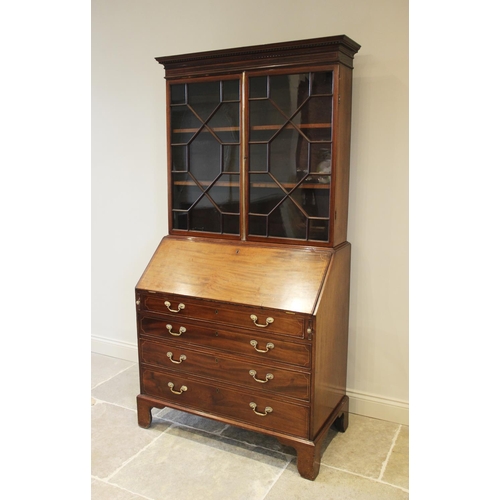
top-left (333, 67), bottom-right (353, 246)
top-left (311, 242), bottom-right (351, 438)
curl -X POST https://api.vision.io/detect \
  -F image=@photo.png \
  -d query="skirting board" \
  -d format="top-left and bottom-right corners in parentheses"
top-left (91, 335), bottom-right (409, 426)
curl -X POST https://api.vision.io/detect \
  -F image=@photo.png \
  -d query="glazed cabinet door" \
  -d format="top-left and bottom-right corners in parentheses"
top-left (168, 76), bottom-right (242, 236)
top-left (247, 69), bottom-right (335, 243)
top-left (166, 67), bottom-right (339, 245)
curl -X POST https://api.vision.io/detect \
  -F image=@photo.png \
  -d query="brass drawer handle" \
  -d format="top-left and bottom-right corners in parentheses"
top-left (250, 314), bottom-right (274, 328)
top-left (166, 324), bottom-right (186, 336)
top-left (249, 402), bottom-right (273, 416)
top-left (166, 352), bottom-right (187, 364)
top-left (249, 370), bottom-right (274, 383)
top-left (250, 340), bottom-right (274, 353)
top-left (167, 382), bottom-right (187, 395)
top-left (164, 301), bottom-right (185, 313)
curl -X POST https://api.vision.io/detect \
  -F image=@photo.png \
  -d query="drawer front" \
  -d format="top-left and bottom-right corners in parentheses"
top-left (140, 339), bottom-right (310, 401)
top-left (141, 367), bottom-right (309, 438)
top-left (138, 315), bottom-right (311, 368)
top-left (141, 294), bottom-right (306, 338)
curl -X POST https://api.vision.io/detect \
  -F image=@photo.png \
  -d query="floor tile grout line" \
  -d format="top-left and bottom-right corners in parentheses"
top-left (322, 463), bottom-right (409, 493)
top-left (92, 476), bottom-right (156, 500)
top-left (91, 398), bottom-right (139, 413)
top-left (91, 363), bottom-right (136, 390)
top-left (261, 457), bottom-right (293, 500)
top-left (103, 428), bottom-right (169, 482)
top-left (378, 424), bottom-right (401, 481)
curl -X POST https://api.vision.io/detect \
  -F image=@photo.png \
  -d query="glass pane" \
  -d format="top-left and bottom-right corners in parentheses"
top-left (172, 211), bottom-right (188, 230)
top-left (222, 145), bottom-right (239, 172)
top-left (249, 174), bottom-right (284, 215)
top-left (189, 131), bottom-right (221, 182)
top-left (172, 173), bottom-right (202, 210)
top-left (249, 76), bottom-right (267, 99)
top-left (310, 144), bottom-right (331, 173)
top-left (171, 106), bottom-right (202, 144)
top-left (207, 102), bottom-right (240, 143)
top-left (222, 80), bottom-right (240, 101)
top-left (190, 197), bottom-right (221, 233)
top-left (171, 145), bottom-right (187, 172)
top-left (207, 174), bottom-right (240, 213)
top-left (222, 214), bottom-right (239, 235)
top-left (269, 128), bottom-right (302, 191)
top-left (249, 100), bottom-right (286, 142)
top-left (311, 71), bottom-right (333, 95)
top-left (187, 81), bottom-right (221, 121)
top-left (299, 96), bottom-right (332, 141)
top-left (291, 184), bottom-right (330, 218)
top-left (309, 219), bottom-right (329, 241)
top-left (248, 215), bottom-right (267, 236)
top-left (249, 144), bottom-right (268, 172)
top-left (170, 84), bottom-right (186, 105)
top-left (268, 198), bottom-right (307, 239)
top-left (269, 73), bottom-right (309, 117)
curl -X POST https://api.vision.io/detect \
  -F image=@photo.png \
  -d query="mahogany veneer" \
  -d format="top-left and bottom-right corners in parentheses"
top-left (135, 35), bottom-right (359, 480)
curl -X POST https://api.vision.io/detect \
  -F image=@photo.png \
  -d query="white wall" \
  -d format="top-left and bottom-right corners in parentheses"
top-left (91, 0), bottom-right (409, 424)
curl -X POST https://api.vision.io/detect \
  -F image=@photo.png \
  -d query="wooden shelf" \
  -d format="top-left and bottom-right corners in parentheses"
top-left (173, 180), bottom-right (329, 189)
top-left (172, 123), bottom-right (331, 134)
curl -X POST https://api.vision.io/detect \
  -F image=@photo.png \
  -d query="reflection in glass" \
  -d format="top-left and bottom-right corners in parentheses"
top-left (223, 80), bottom-right (240, 101)
top-left (269, 73), bottom-right (309, 117)
top-left (249, 174), bottom-right (284, 215)
top-left (249, 76), bottom-right (267, 99)
top-left (207, 102), bottom-right (240, 143)
top-left (249, 100), bottom-right (286, 141)
top-left (290, 184), bottom-right (330, 218)
top-left (172, 211), bottom-right (188, 230)
top-left (311, 71), bottom-right (333, 95)
top-left (222, 145), bottom-right (240, 172)
top-left (189, 131), bottom-right (221, 182)
top-left (309, 219), bottom-right (329, 241)
top-left (207, 175), bottom-right (240, 213)
top-left (248, 70), bottom-right (334, 242)
top-left (187, 81), bottom-right (220, 121)
top-left (249, 144), bottom-right (268, 172)
top-left (169, 78), bottom-right (241, 235)
top-left (269, 128), bottom-right (302, 190)
top-left (171, 145), bottom-right (187, 172)
top-left (190, 197), bottom-right (221, 233)
top-left (170, 84), bottom-right (186, 105)
top-left (172, 172), bottom-right (202, 210)
top-left (222, 214), bottom-right (239, 234)
top-left (171, 106), bottom-right (202, 144)
top-left (248, 215), bottom-right (267, 236)
top-left (268, 198), bottom-right (307, 240)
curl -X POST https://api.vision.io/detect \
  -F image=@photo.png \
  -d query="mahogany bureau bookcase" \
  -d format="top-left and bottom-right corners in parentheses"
top-left (135, 35), bottom-right (361, 480)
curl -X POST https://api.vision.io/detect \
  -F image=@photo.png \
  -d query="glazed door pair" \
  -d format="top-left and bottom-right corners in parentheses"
top-left (168, 68), bottom-right (335, 243)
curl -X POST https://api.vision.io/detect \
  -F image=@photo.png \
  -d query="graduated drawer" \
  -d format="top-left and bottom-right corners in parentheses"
top-left (138, 314), bottom-right (311, 368)
top-left (140, 338), bottom-right (310, 401)
top-left (140, 293), bottom-right (307, 338)
top-left (141, 367), bottom-right (309, 438)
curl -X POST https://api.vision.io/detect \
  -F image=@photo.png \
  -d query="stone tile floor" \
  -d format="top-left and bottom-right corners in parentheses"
top-left (91, 353), bottom-right (409, 499)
